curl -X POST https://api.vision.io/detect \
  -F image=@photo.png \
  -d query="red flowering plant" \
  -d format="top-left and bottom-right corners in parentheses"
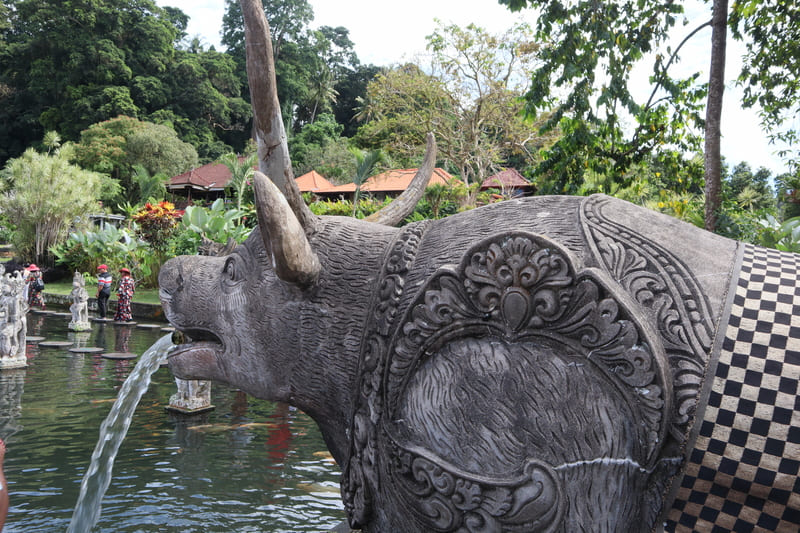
top-left (131, 201), bottom-right (184, 286)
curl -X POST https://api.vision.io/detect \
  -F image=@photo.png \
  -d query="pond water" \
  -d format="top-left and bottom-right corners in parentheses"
top-left (1, 310), bottom-right (346, 532)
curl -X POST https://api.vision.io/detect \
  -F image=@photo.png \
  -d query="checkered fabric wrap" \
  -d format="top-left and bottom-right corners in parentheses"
top-left (666, 244), bottom-right (800, 532)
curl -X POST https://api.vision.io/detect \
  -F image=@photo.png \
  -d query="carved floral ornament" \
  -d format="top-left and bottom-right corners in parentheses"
top-left (345, 232), bottom-right (674, 531)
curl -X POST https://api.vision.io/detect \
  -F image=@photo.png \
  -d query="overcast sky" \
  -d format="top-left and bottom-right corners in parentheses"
top-left (154, 0), bottom-right (789, 176)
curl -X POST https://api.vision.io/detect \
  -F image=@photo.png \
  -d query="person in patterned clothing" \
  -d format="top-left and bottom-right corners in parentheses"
top-left (26, 264), bottom-right (45, 309)
top-left (113, 267), bottom-right (135, 322)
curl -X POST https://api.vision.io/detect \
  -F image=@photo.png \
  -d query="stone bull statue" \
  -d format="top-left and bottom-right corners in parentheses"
top-left (158, 1), bottom-right (799, 530)
top-left (159, 176), bottom-right (800, 532)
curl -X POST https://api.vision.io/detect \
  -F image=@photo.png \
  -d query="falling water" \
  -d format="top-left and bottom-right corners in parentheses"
top-left (67, 333), bottom-right (175, 533)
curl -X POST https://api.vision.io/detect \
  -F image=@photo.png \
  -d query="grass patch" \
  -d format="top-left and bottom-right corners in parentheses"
top-left (45, 280), bottom-right (162, 306)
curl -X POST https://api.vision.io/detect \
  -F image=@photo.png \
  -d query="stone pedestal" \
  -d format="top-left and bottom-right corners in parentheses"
top-left (166, 378), bottom-right (214, 414)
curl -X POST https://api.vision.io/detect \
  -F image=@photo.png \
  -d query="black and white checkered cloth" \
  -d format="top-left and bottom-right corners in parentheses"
top-left (666, 244), bottom-right (800, 532)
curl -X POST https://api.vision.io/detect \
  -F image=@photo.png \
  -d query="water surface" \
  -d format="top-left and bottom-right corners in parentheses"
top-left (1, 311), bottom-right (345, 532)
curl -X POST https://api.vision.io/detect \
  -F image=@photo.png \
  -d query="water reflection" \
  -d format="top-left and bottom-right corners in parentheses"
top-left (0, 368), bottom-right (24, 440)
top-left (2, 311), bottom-right (345, 532)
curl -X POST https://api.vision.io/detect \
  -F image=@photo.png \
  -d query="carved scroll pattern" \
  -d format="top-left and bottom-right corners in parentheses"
top-left (389, 442), bottom-right (564, 533)
top-left (383, 232), bottom-right (671, 531)
top-left (342, 220), bottom-right (431, 529)
top-left (580, 196), bottom-right (714, 434)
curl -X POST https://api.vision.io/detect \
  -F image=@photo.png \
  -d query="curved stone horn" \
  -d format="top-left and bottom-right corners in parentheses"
top-left (252, 171), bottom-right (321, 286)
top-left (241, 0), bottom-right (316, 232)
top-left (365, 133), bottom-right (437, 226)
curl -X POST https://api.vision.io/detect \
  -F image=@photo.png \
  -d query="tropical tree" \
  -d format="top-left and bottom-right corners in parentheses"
top-left (349, 148), bottom-right (385, 217)
top-left (130, 164), bottom-right (169, 204)
top-left (731, 1), bottom-right (800, 168)
top-left (0, 134), bottom-right (114, 265)
top-left (0, 0), bottom-right (250, 167)
top-left (498, 0), bottom-right (796, 232)
top-left (125, 122), bottom-right (199, 178)
top-left (222, 0), bottom-right (316, 127)
top-left (219, 152), bottom-right (257, 210)
top-left (333, 64), bottom-right (383, 137)
top-left (0, 0), bottom-right (180, 161)
top-left (356, 21), bottom-right (554, 185)
top-left (75, 117), bottom-right (198, 205)
top-left (221, 0), bottom-right (361, 134)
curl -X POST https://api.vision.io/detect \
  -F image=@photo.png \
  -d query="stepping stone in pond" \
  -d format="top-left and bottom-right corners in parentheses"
top-left (112, 321), bottom-right (137, 326)
top-left (91, 318), bottom-right (113, 323)
top-left (136, 324), bottom-right (162, 329)
top-left (53, 312), bottom-right (72, 318)
top-left (68, 347), bottom-right (105, 354)
top-left (26, 336), bottom-right (46, 342)
top-left (38, 341), bottom-right (74, 348)
top-left (101, 352), bottom-right (137, 360)
top-left (161, 327), bottom-right (175, 333)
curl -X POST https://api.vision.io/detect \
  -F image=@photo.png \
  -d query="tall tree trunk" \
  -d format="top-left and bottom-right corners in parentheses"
top-left (704, 0), bottom-right (729, 232)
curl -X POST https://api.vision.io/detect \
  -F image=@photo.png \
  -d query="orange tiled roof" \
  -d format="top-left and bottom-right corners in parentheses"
top-left (295, 170), bottom-right (335, 192)
top-left (480, 168), bottom-right (531, 190)
top-left (169, 162), bottom-right (334, 193)
top-left (318, 168), bottom-right (456, 194)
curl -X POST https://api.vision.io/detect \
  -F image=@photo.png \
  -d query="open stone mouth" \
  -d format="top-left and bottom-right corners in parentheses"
top-left (170, 328), bottom-right (224, 356)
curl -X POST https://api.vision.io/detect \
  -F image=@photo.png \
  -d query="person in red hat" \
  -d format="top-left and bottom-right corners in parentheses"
top-left (25, 264), bottom-right (45, 309)
top-left (95, 264), bottom-right (113, 319)
top-left (113, 267), bottom-right (135, 322)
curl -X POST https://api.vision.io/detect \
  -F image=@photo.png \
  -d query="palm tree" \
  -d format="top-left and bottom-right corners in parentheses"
top-left (219, 152), bottom-right (257, 211)
top-left (349, 147), bottom-right (384, 217)
top-left (131, 164), bottom-right (168, 204)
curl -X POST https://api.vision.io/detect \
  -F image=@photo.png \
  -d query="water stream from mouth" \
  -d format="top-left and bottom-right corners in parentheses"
top-left (67, 333), bottom-right (175, 533)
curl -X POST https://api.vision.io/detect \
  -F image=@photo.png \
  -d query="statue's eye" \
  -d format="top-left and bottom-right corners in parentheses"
top-left (223, 257), bottom-right (240, 284)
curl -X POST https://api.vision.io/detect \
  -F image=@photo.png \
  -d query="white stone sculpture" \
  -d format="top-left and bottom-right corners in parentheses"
top-left (68, 271), bottom-right (91, 331)
top-left (0, 266), bottom-right (28, 368)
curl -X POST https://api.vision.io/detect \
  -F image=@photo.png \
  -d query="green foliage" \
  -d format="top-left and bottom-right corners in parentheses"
top-left (731, 1), bottom-right (800, 168)
top-left (350, 147), bottom-right (385, 216)
top-left (218, 152), bottom-right (256, 210)
top-left (131, 164), bottom-right (168, 204)
top-left (73, 116), bottom-right (144, 178)
top-left (756, 215), bottom-right (800, 253)
top-left (306, 182), bottom-right (498, 223)
top-left (290, 113), bottom-right (344, 172)
top-left (221, 0), bottom-right (360, 134)
top-left (51, 225), bottom-right (145, 276)
top-left (0, 0), bottom-right (250, 168)
top-left (175, 198), bottom-right (251, 255)
top-left (74, 116), bottom-right (197, 205)
top-left (356, 21), bottom-right (553, 185)
top-left (295, 136), bottom-right (357, 182)
top-left (307, 197), bottom-right (388, 218)
top-left (498, 0), bottom-right (708, 193)
top-left (125, 122), bottom-right (198, 178)
top-left (0, 138), bottom-right (114, 264)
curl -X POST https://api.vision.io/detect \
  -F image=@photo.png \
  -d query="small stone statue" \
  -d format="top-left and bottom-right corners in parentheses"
top-left (68, 272), bottom-right (90, 331)
top-left (167, 378), bottom-right (213, 414)
top-left (0, 266), bottom-right (28, 369)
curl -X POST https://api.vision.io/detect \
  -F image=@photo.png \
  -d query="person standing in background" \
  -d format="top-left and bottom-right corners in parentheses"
top-left (113, 268), bottom-right (134, 322)
top-left (25, 265), bottom-right (45, 310)
top-left (95, 265), bottom-right (112, 319)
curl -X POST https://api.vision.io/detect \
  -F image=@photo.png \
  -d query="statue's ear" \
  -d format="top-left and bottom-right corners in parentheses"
top-left (252, 171), bottom-right (321, 286)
